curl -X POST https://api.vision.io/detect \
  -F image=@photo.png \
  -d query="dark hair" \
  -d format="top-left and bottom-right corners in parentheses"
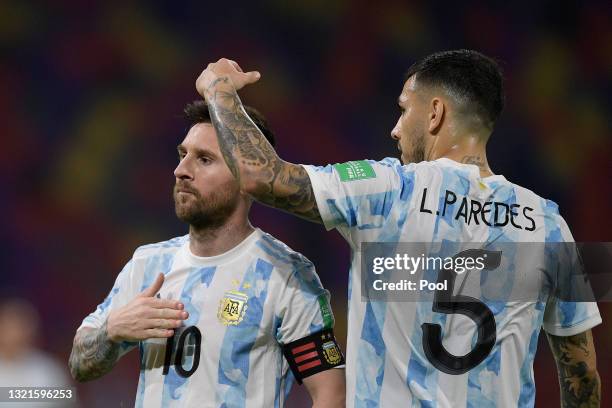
top-left (405, 49), bottom-right (504, 129)
top-left (183, 100), bottom-right (276, 147)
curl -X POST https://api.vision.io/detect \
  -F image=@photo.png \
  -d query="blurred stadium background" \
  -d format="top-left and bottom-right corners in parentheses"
top-left (1, 0), bottom-right (610, 406)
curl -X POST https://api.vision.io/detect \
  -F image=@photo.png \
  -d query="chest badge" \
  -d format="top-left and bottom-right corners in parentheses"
top-left (218, 290), bottom-right (248, 326)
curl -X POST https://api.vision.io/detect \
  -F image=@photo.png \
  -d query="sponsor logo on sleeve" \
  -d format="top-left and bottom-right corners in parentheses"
top-left (334, 160), bottom-right (376, 182)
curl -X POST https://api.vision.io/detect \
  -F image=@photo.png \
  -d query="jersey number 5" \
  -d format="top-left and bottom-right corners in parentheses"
top-left (422, 249), bottom-right (501, 375)
top-left (162, 326), bottom-right (202, 378)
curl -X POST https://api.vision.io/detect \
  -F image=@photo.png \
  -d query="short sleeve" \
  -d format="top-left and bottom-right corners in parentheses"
top-left (302, 158), bottom-right (403, 232)
top-left (78, 260), bottom-right (137, 331)
top-left (542, 208), bottom-right (602, 336)
top-left (274, 259), bottom-right (335, 345)
top-left (77, 259), bottom-right (139, 357)
top-left (542, 299), bottom-right (601, 336)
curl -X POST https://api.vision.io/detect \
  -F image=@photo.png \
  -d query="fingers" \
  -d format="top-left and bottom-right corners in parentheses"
top-left (215, 58), bottom-right (260, 83)
top-left (146, 307), bottom-right (189, 320)
top-left (244, 70), bottom-right (261, 84)
top-left (143, 328), bottom-right (175, 339)
top-left (144, 298), bottom-right (184, 311)
top-left (227, 59), bottom-right (243, 72)
top-left (224, 58), bottom-right (260, 83)
top-left (151, 318), bottom-right (183, 330)
top-left (140, 273), bottom-right (164, 298)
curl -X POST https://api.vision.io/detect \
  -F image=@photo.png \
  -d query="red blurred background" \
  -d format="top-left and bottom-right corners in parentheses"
top-left (1, 1), bottom-right (610, 406)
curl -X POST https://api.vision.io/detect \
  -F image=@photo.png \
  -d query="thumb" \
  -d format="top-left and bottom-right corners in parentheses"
top-left (243, 71), bottom-right (261, 85)
top-left (140, 273), bottom-right (164, 297)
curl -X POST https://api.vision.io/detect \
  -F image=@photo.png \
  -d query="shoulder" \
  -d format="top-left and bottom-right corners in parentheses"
top-left (502, 180), bottom-right (563, 219)
top-left (369, 157), bottom-right (403, 169)
top-left (373, 158), bottom-right (452, 183)
top-left (537, 196), bottom-right (572, 240)
top-left (254, 230), bottom-right (315, 273)
top-left (254, 230), bottom-right (327, 298)
top-left (497, 179), bottom-right (571, 240)
top-left (132, 234), bottom-right (189, 260)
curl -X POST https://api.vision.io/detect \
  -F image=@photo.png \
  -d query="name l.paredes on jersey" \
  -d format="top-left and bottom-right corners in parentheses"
top-left (418, 188), bottom-right (536, 231)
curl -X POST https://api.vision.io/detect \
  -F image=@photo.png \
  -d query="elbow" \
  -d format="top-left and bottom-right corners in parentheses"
top-left (68, 359), bottom-right (80, 382)
top-left (68, 349), bottom-right (90, 383)
top-left (70, 370), bottom-right (84, 383)
top-left (68, 353), bottom-right (83, 383)
top-left (70, 367), bottom-right (92, 383)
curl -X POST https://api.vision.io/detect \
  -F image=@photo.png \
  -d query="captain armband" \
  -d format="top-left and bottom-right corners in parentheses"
top-left (281, 328), bottom-right (345, 384)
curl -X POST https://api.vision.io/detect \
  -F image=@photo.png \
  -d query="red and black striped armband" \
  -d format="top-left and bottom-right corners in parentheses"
top-left (281, 328), bottom-right (345, 384)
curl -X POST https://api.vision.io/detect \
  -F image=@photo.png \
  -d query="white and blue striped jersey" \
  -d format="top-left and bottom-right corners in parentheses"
top-left (303, 157), bottom-right (601, 408)
top-left (78, 228), bottom-right (335, 408)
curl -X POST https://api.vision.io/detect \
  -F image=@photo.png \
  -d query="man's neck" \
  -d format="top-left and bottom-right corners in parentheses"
top-left (448, 151), bottom-right (494, 178)
top-left (188, 220), bottom-right (255, 257)
top-left (427, 127), bottom-right (494, 178)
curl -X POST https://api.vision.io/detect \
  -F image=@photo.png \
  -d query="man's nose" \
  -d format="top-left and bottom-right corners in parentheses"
top-left (174, 158), bottom-right (193, 180)
top-left (390, 123), bottom-right (401, 141)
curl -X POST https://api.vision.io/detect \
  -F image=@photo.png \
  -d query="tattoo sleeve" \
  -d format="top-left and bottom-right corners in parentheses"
top-left (203, 78), bottom-right (321, 223)
top-left (546, 330), bottom-right (600, 407)
top-left (68, 323), bottom-right (121, 382)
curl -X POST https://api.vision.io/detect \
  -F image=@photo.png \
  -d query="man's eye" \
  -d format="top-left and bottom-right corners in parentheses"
top-left (198, 156), bottom-right (211, 164)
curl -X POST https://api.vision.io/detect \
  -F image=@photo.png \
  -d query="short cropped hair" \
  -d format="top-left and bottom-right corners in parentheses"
top-left (183, 100), bottom-right (276, 147)
top-left (406, 49), bottom-right (504, 130)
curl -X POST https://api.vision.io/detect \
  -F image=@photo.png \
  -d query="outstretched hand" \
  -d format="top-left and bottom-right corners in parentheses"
top-left (196, 58), bottom-right (260, 98)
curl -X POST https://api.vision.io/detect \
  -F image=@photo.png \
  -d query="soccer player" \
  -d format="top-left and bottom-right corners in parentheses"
top-left (68, 102), bottom-right (346, 407)
top-left (194, 51), bottom-right (601, 407)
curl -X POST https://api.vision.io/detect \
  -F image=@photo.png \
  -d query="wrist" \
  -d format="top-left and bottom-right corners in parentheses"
top-left (200, 73), bottom-right (235, 99)
top-left (104, 317), bottom-right (121, 344)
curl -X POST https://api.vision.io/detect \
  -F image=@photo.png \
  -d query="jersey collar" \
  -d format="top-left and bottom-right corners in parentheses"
top-left (434, 157), bottom-right (507, 183)
top-left (181, 228), bottom-right (261, 266)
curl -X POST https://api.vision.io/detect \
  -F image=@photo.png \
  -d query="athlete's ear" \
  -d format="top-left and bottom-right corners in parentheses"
top-left (428, 97), bottom-right (445, 134)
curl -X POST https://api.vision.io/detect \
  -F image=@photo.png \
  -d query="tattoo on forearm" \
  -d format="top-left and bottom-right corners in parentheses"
top-left (204, 78), bottom-right (321, 223)
top-left (265, 162), bottom-right (320, 222)
top-left (547, 332), bottom-right (600, 407)
top-left (69, 322), bottom-right (120, 382)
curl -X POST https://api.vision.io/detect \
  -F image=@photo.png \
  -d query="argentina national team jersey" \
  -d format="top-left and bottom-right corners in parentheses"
top-left (78, 229), bottom-right (336, 408)
top-left (303, 157), bottom-right (601, 408)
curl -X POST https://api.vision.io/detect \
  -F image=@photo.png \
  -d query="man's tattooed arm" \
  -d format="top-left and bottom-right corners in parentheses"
top-left (203, 77), bottom-right (322, 223)
top-left (547, 330), bottom-right (600, 407)
top-left (68, 323), bottom-right (120, 382)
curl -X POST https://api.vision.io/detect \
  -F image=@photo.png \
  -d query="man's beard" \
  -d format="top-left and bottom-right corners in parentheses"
top-left (173, 183), bottom-right (240, 229)
top-left (402, 126), bottom-right (426, 164)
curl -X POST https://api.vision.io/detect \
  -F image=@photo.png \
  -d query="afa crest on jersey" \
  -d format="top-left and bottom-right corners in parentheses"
top-left (322, 340), bottom-right (342, 365)
top-left (218, 290), bottom-right (248, 325)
